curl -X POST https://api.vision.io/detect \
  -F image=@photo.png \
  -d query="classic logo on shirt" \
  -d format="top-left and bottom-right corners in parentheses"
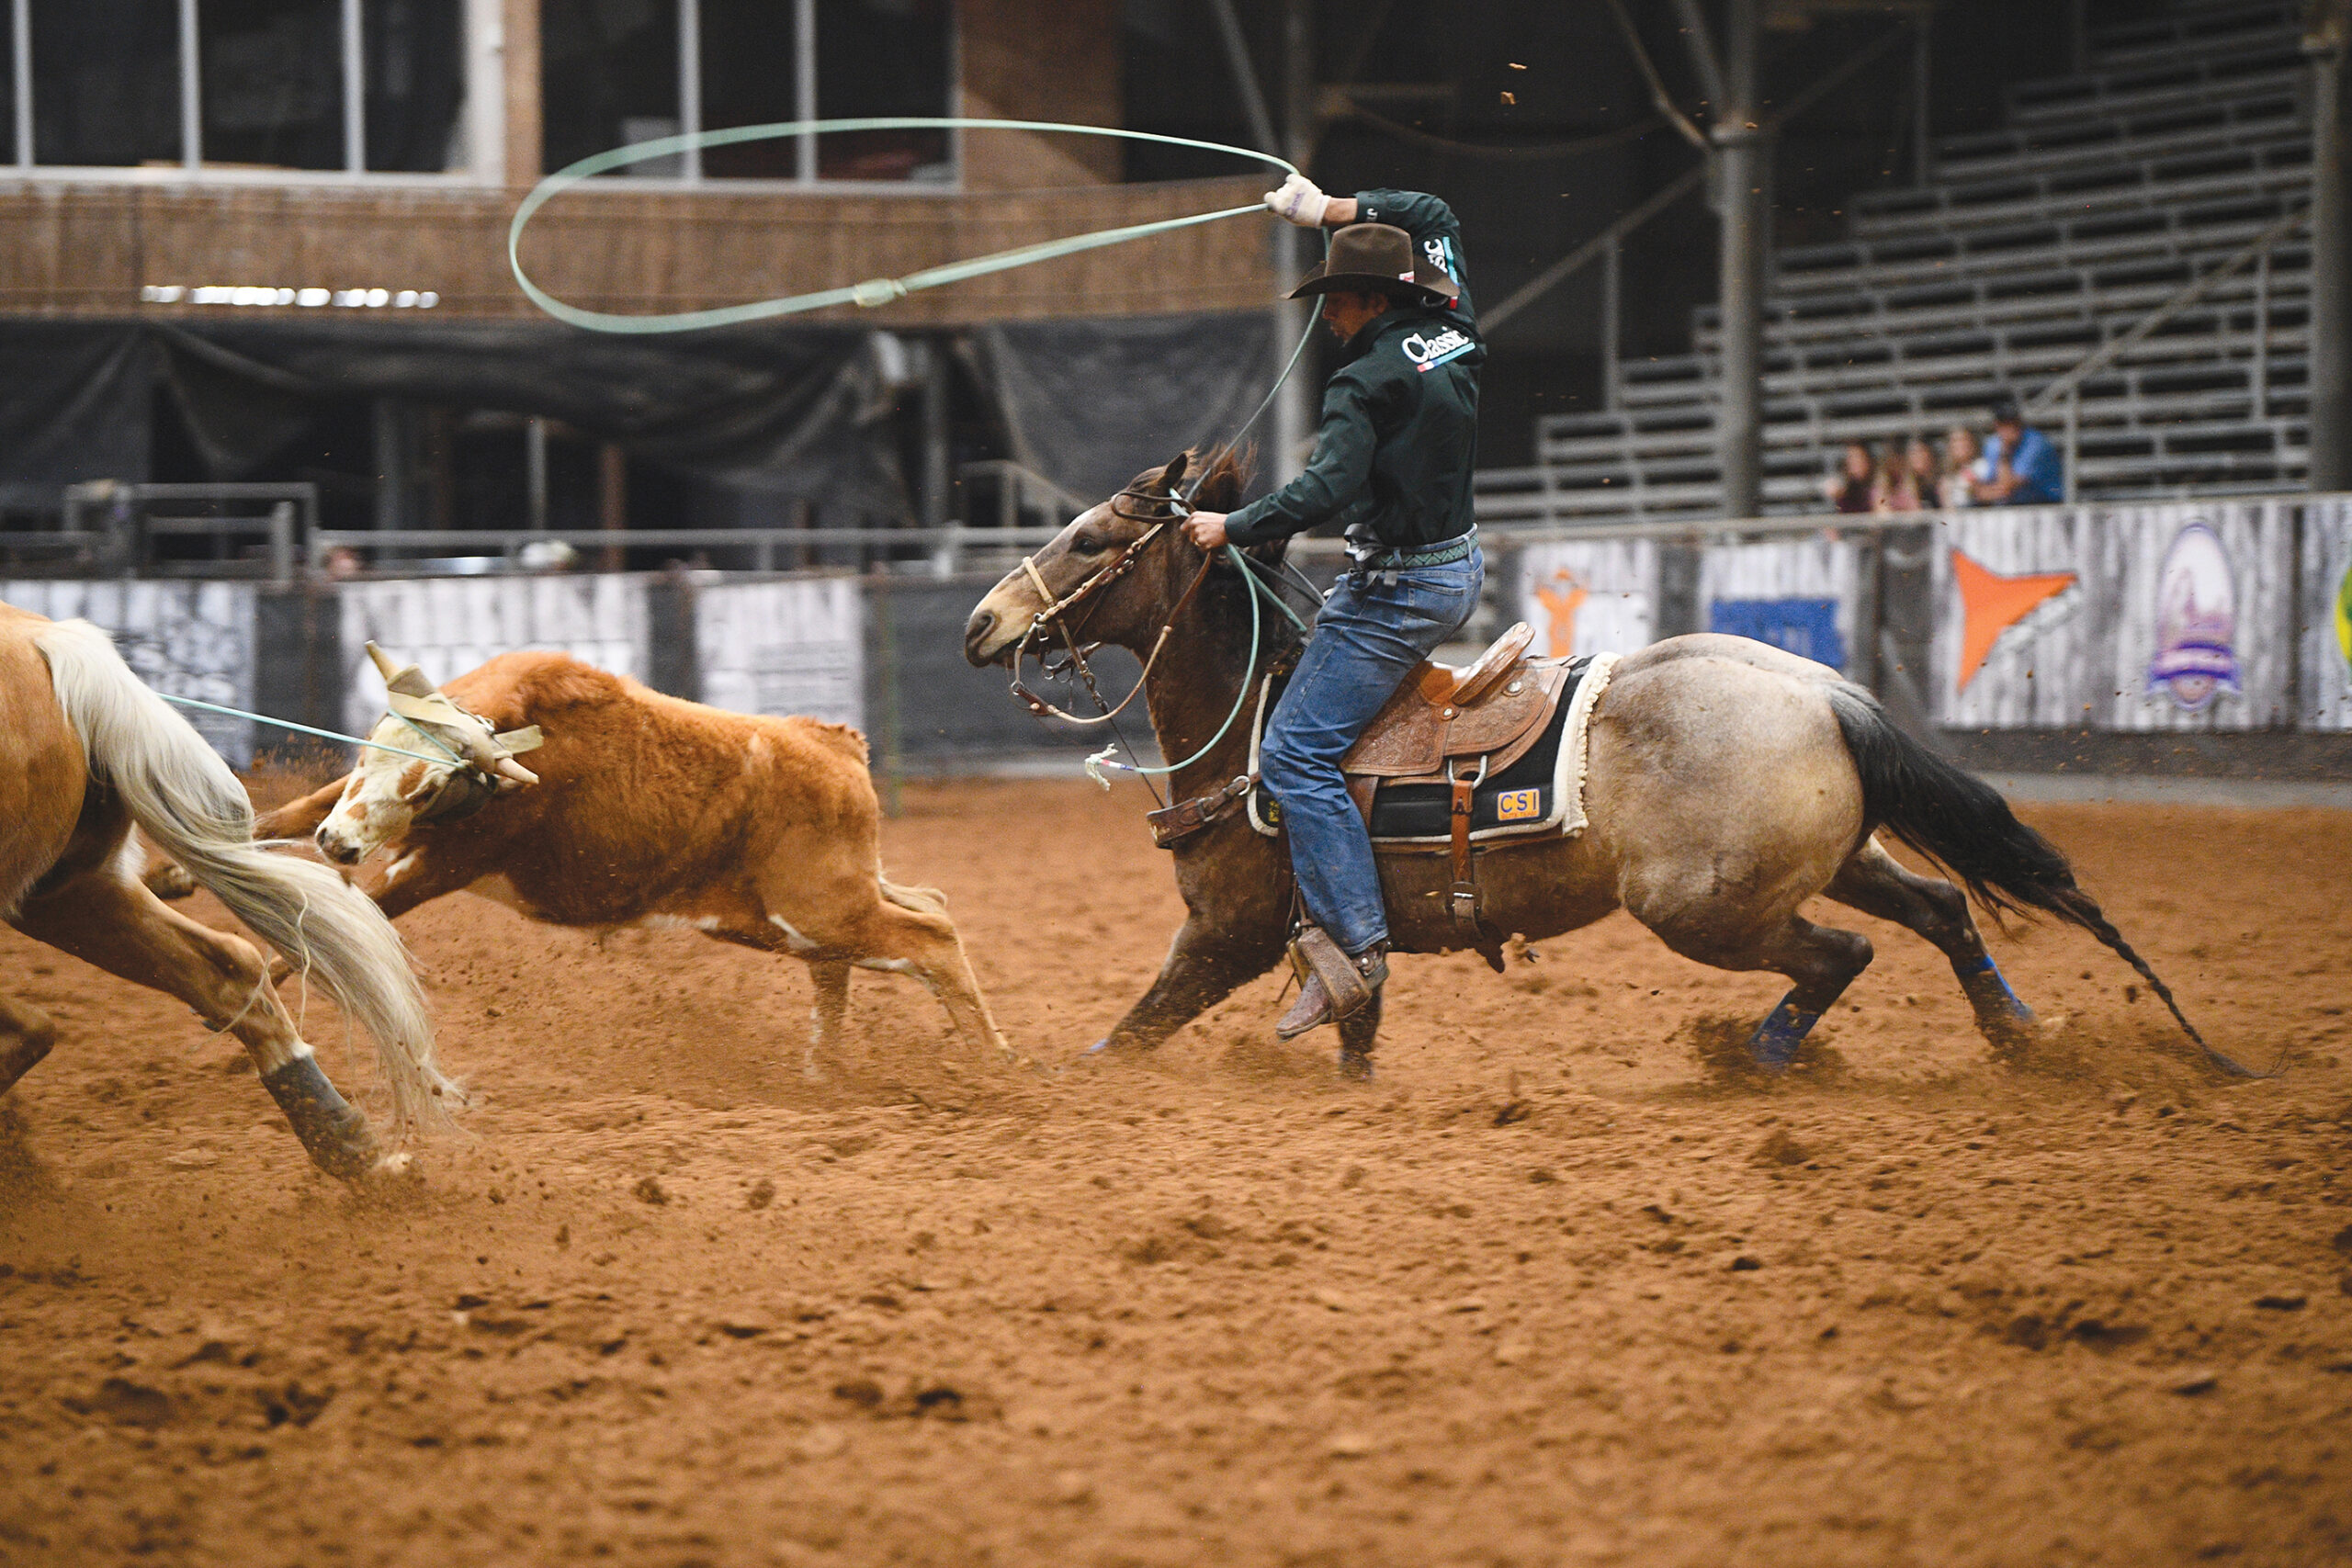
top-left (1493, 787), bottom-right (1542, 822)
top-left (1400, 326), bottom-right (1474, 372)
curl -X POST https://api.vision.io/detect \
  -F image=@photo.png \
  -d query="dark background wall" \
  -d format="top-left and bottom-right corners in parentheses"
top-left (1122, 0), bottom-right (2167, 466)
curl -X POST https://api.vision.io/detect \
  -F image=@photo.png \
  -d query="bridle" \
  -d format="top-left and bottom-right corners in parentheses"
top-left (998, 474), bottom-right (1319, 796)
top-left (1005, 480), bottom-right (1215, 727)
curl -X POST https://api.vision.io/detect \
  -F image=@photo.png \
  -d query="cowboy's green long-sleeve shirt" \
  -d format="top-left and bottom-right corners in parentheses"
top-left (1223, 190), bottom-right (1484, 552)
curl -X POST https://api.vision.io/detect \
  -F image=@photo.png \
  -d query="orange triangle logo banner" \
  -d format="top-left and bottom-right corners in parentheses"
top-left (1952, 549), bottom-right (2077, 692)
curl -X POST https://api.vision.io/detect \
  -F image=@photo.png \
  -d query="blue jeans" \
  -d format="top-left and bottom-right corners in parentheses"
top-left (1261, 547), bottom-right (1485, 955)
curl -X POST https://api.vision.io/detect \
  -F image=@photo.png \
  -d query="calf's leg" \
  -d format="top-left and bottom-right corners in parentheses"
top-left (803, 959), bottom-right (851, 1078)
top-left (0, 993), bottom-right (58, 1096)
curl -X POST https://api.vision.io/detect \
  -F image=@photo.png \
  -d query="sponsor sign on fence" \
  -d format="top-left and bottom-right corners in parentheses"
top-left (1517, 539), bottom-right (1655, 660)
top-left (2300, 498), bottom-right (2352, 731)
top-left (1700, 536), bottom-right (1866, 677)
top-left (2, 580), bottom-right (258, 762)
top-left (2098, 501), bottom-right (2293, 730)
top-left (1930, 505), bottom-right (2100, 729)
top-left (338, 576), bottom-right (650, 736)
top-left (694, 576), bottom-right (865, 729)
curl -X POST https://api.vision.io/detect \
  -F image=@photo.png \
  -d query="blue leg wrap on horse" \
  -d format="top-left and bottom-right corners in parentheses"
top-left (1954, 953), bottom-right (2036, 1028)
top-left (1747, 992), bottom-right (1824, 1069)
top-left (260, 1055), bottom-right (379, 1181)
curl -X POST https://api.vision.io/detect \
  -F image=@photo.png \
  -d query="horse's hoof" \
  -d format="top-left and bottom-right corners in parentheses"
top-left (1337, 1047), bottom-right (1374, 1082)
top-left (346, 1151), bottom-right (424, 1201)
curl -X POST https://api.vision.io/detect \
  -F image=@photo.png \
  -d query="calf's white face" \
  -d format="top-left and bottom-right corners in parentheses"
top-left (315, 716), bottom-right (467, 865)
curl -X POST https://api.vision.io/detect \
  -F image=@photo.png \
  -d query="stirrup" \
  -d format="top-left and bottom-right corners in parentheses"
top-left (1277, 928), bottom-right (1385, 1039)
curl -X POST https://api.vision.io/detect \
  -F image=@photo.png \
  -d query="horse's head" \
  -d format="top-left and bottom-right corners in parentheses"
top-left (962, 446), bottom-right (1253, 667)
top-left (316, 645), bottom-right (542, 865)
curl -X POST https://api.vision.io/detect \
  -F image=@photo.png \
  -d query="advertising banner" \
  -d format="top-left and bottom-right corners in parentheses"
top-left (694, 575), bottom-right (865, 729)
top-left (1929, 505), bottom-right (2102, 728)
top-left (1699, 535), bottom-right (1866, 677)
top-left (2, 580), bottom-right (258, 763)
top-left (2301, 497), bottom-right (2352, 731)
top-left (339, 575), bottom-right (650, 736)
top-left (1516, 539), bottom-right (1656, 659)
top-left (2098, 500), bottom-right (2292, 731)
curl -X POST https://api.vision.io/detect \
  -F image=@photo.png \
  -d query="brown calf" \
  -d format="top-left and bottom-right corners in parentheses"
top-left (268, 650), bottom-right (1011, 1076)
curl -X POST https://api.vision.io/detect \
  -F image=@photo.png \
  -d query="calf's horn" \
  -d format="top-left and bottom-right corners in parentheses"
top-left (365, 640), bottom-right (437, 699)
top-left (493, 757), bottom-right (540, 787)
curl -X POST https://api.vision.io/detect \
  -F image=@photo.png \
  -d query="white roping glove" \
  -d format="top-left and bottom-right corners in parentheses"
top-left (1263, 173), bottom-right (1330, 228)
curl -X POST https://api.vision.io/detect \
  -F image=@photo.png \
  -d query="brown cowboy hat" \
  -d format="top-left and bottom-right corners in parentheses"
top-left (1286, 222), bottom-right (1459, 304)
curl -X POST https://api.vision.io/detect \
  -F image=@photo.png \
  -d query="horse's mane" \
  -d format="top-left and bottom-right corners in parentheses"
top-left (1125, 444), bottom-right (1257, 514)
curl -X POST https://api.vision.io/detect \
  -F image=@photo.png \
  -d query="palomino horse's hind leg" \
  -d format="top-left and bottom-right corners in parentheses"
top-left (0, 993), bottom-right (59, 1096)
top-left (12, 866), bottom-right (391, 1181)
top-left (1826, 839), bottom-right (2036, 1052)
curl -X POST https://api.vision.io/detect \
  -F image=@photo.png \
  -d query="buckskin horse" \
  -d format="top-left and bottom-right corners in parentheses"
top-left (0, 607), bottom-right (451, 1186)
top-left (962, 448), bottom-right (2245, 1079)
top-left (229, 646), bottom-right (1012, 1077)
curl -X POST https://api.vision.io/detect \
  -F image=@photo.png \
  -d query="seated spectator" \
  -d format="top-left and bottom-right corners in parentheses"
top-left (1973, 393), bottom-right (2063, 505)
top-left (1825, 440), bottom-right (1874, 513)
top-left (1872, 435), bottom-right (1936, 513)
top-left (1905, 435), bottom-right (1942, 511)
top-left (1939, 427), bottom-right (1982, 509)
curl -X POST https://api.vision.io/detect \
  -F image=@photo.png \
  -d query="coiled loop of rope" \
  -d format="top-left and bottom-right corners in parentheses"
top-left (508, 118), bottom-right (1301, 333)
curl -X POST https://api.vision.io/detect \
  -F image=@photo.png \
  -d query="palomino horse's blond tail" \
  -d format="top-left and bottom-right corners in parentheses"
top-left (34, 619), bottom-right (458, 1135)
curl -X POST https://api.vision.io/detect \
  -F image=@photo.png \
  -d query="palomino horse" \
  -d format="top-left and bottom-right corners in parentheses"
top-left (962, 449), bottom-right (2239, 1078)
top-left (231, 648), bottom-right (1012, 1077)
top-left (0, 607), bottom-right (452, 1184)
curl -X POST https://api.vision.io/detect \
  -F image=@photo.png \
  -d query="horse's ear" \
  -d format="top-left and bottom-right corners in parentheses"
top-left (1159, 450), bottom-right (1191, 493)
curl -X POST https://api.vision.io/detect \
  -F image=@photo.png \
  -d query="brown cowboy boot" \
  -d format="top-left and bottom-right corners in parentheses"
top-left (1275, 927), bottom-right (1389, 1040)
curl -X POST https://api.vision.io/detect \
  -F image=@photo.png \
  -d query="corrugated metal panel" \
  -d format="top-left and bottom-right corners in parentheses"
top-left (694, 576), bottom-right (866, 730)
top-left (3, 581), bottom-right (257, 763)
top-left (338, 575), bottom-right (650, 737)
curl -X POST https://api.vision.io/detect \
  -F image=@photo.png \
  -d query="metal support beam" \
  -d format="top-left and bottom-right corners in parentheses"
top-left (2309, 2), bottom-right (2352, 489)
top-left (343, 0), bottom-right (366, 172)
top-left (1714, 0), bottom-right (1770, 520)
top-left (1272, 0), bottom-right (1316, 487)
top-left (920, 337), bottom-right (952, 531)
top-left (1601, 236), bottom-right (1623, 412)
top-left (178, 0), bottom-right (200, 172)
top-left (526, 417), bottom-right (549, 530)
top-left (1207, 0), bottom-right (1280, 158)
top-left (10, 0), bottom-right (29, 170)
top-left (373, 401), bottom-right (407, 532)
top-left (1911, 14), bottom-right (1931, 186)
top-left (677, 0), bottom-right (702, 180)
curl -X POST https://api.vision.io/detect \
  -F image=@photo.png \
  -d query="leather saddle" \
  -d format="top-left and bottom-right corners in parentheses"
top-left (1339, 620), bottom-right (1559, 784)
top-left (1334, 620), bottom-right (1573, 938)
top-left (1148, 622), bottom-right (1577, 949)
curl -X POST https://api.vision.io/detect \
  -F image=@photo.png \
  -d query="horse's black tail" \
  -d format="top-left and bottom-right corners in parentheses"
top-left (1825, 683), bottom-right (2263, 1077)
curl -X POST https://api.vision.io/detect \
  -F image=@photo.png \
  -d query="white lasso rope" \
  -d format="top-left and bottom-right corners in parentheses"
top-left (508, 118), bottom-right (1302, 334)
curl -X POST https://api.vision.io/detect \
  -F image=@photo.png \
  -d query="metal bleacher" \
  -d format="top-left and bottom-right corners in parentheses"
top-left (1475, 0), bottom-right (2318, 527)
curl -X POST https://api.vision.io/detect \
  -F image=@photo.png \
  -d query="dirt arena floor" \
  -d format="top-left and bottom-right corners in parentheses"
top-left (1, 778), bottom-right (2347, 1567)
